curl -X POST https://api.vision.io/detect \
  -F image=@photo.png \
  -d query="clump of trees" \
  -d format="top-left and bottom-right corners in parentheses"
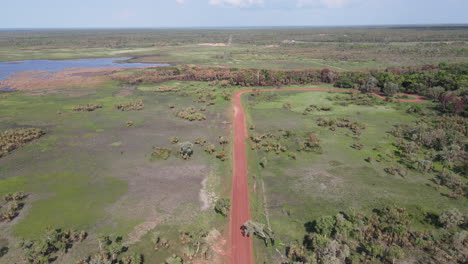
top-left (19, 229), bottom-right (87, 264)
top-left (115, 100), bottom-right (144, 111)
top-left (241, 220), bottom-right (275, 246)
top-left (0, 128), bottom-right (45, 157)
top-left (286, 206), bottom-right (467, 264)
top-left (179, 142), bottom-right (194, 160)
top-left (72, 104), bottom-right (103, 112)
top-left (0, 192), bottom-right (27, 222)
top-left (214, 198), bottom-right (230, 217)
top-left (175, 107), bottom-right (207, 121)
top-left (390, 116), bottom-right (466, 199)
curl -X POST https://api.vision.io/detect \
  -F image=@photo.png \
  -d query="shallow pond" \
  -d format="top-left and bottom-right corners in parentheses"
top-left (0, 57), bottom-right (168, 81)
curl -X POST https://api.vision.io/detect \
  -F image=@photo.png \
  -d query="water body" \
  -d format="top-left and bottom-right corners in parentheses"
top-left (0, 57), bottom-right (168, 81)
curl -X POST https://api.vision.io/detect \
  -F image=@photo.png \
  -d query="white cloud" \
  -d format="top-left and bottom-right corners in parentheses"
top-left (209, 0), bottom-right (265, 8)
top-left (112, 11), bottom-right (136, 21)
top-left (297, 0), bottom-right (359, 8)
top-left (175, 0), bottom-right (361, 8)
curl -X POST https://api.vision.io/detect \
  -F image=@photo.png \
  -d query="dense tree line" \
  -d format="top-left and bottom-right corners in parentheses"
top-left (285, 206), bottom-right (467, 264)
top-left (113, 63), bottom-right (468, 116)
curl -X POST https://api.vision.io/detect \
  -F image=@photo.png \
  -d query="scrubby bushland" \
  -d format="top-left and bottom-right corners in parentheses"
top-left (76, 235), bottom-right (143, 264)
top-left (72, 104), bottom-right (103, 112)
top-left (177, 229), bottom-right (221, 262)
top-left (285, 206), bottom-right (467, 264)
top-left (390, 115), bottom-right (467, 199)
top-left (19, 229), bottom-right (87, 264)
top-left (0, 128), bottom-right (45, 157)
top-left (115, 100), bottom-right (144, 111)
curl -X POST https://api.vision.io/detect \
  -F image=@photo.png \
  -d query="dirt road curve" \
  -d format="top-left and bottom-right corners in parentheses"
top-left (229, 88), bottom-right (425, 264)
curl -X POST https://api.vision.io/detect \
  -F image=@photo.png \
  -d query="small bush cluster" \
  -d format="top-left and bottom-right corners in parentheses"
top-left (384, 166), bottom-right (408, 177)
top-left (151, 233), bottom-right (170, 251)
top-left (330, 93), bottom-right (379, 106)
top-left (152, 85), bottom-right (180, 92)
top-left (0, 128), bottom-right (45, 157)
top-left (151, 147), bottom-right (171, 160)
top-left (214, 198), bottom-right (230, 217)
top-left (0, 192), bottom-right (27, 222)
top-left (175, 229), bottom-right (220, 262)
top-left (115, 100), bottom-right (144, 111)
top-left (250, 133), bottom-right (288, 154)
top-left (433, 171), bottom-right (466, 199)
top-left (175, 107), bottom-right (206, 121)
top-left (317, 117), bottom-right (366, 135)
top-left (72, 104), bottom-right (102, 112)
top-left (302, 104), bottom-right (332, 115)
top-left (179, 142), bottom-right (194, 160)
top-left (20, 229), bottom-right (87, 264)
top-left (76, 235), bottom-right (143, 264)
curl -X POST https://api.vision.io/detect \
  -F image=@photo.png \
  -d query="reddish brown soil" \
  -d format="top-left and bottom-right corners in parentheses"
top-left (229, 88), bottom-right (425, 264)
top-left (0, 67), bottom-right (121, 91)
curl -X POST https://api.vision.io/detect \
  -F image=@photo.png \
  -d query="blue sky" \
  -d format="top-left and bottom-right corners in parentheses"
top-left (2, 0), bottom-right (467, 28)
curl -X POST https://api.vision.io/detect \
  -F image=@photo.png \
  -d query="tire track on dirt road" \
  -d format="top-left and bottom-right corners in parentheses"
top-left (229, 88), bottom-right (425, 264)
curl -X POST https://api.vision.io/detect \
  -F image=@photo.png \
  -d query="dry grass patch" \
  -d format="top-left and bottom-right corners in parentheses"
top-left (72, 104), bottom-right (103, 112)
top-left (175, 107), bottom-right (206, 121)
top-left (115, 100), bottom-right (144, 111)
top-left (0, 128), bottom-right (45, 157)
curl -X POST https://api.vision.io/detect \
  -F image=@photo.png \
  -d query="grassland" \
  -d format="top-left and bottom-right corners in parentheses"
top-left (0, 80), bottom-right (234, 263)
top-left (243, 88), bottom-right (466, 263)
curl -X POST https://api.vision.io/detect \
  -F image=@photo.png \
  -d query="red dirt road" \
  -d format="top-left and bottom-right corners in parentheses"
top-left (229, 88), bottom-right (425, 264)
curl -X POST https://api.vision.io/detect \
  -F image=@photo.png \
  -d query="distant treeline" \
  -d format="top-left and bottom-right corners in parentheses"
top-left (1, 26), bottom-right (468, 48)
top-left (113, 63), bottom-right (468, 115)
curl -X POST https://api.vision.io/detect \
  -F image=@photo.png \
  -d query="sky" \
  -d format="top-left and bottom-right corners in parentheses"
top-left (1, 0), bottom-right (467, 28)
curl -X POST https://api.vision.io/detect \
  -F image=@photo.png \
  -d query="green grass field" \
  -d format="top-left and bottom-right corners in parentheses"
top-left (0, 81), bottom-right (234, 263)
top-left (243, 88), bottom-right (466, 262)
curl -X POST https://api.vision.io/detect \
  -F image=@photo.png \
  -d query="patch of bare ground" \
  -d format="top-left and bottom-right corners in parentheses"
top-left (0, 67), bottom-right (121, 91)
top-left (107, 162), bottom-right (209, 245)
top-left (115, 86), bottom-right (136, 97)
top-left (198, 43), bottom-right (229, 47)
top-left (289, 166), bottom-right (344, 197)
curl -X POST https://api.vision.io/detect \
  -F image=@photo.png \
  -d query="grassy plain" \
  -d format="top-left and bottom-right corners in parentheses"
top-left (1, 26), bottom-right (467, 71)
top-left (243, 88), bottom-right (467, 262)
top-left (0, 81), bottom-right (233, 263)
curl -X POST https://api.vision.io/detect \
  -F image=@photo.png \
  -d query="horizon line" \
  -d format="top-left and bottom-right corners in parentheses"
top-left (1, 23), bottom-right (468, 31)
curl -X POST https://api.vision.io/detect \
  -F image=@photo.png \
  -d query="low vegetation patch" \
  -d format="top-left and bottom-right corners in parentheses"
top-left (175, 107), bottom-right (206, 121)
top-left (76, 235), bottom-right (143, 264)
top-left (0, 128), bottom-right (45, 157)
top-left (72, 104), bottom-right (103, 112)
top-left (317, 117), bottom-right (366, 136)
top-left (1, 192), bottom-right (27, 222)
top-left (115, 100), bottom-right (144, 111)
top-left (151, 147), bottom-right (171, 160)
